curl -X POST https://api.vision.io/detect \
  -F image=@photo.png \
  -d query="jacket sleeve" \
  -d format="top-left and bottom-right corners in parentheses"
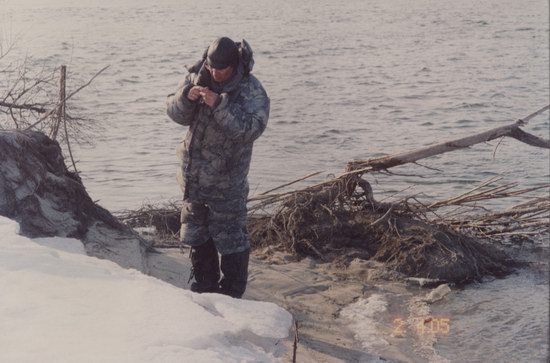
top-left (212, 80), bottom-right (270, 144)
top-left (166, 75), bottom-right (197, 126)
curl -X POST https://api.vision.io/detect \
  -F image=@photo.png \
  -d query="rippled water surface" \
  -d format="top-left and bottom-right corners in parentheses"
top-left (2, 0), bottom-right (548, 211)
top-left (432, 269), bottom-right (549, 363)
top-left (1, 1), bottom-right (549, 362)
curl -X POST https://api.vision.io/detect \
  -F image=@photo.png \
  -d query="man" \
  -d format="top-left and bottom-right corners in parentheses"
top-left (166, 37), bottom-right (269, 298)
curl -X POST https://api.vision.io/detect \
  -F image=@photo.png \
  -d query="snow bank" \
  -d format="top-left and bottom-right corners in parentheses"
top-left (0, 216), bottom-right (292, 363)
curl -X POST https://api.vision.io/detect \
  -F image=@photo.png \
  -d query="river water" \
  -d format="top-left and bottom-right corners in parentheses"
top-left (1, 0), bottom-right (549, 362)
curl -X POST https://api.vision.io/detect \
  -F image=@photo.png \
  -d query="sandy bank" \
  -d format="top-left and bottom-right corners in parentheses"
top-left (146, 247), bottom-right (477, 363)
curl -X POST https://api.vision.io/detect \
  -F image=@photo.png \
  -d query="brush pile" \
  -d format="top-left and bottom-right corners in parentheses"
top-left (119, 107), bottom-right (550, 284)
top-left (246, 171), bottom-right (546, 284)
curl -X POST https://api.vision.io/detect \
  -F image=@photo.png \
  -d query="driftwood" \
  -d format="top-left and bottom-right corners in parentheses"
top-left (249, 105), bottom-right (549, 211)
top-left (347, 105), bottom-right (549, 172)
top-left (117, 201), bottom-right (182, 247)
top-left (247, 107), bottom-right (549, 284)
top-left (121, 107), bottom-right (549, 285)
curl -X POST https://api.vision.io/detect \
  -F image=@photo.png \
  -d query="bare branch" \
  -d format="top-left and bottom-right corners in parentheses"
top-left (259, 171), bottom-right (324, 195)
top-left (0, 101), bottom-right (47, 113)
top-left (25, 65), bottom-right (110, 131)
top-left (347, 105), bottom-right (550, 172)
top-left (509, 127), bottom-right (550, 148)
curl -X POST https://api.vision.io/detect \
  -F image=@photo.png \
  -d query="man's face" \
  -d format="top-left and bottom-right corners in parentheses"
top-left (206, 64), bottom-right (234, 83)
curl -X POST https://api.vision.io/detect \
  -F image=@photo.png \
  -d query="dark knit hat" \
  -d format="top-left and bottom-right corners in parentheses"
top-left (206, 37), bottom-right (239, 69)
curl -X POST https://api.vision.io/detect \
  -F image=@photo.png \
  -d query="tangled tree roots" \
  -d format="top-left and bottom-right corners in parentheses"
top-left (120, 176), bottom-right (526, 284)
top-left (117, 202), bottom-right (182, 247)
top-left (371, 218), bottom-right (515, 284)
top-left (248, 177), bottom-right (518, 285)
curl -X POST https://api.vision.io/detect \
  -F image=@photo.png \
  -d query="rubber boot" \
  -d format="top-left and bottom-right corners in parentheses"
top-left (189, 239), bottom-right (220, 293)
top-left (219, 249), bottom-right (250, 298)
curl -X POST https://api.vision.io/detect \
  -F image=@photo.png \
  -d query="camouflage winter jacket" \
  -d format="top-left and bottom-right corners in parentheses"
top-left (166, 41), bottom-right (270, 203)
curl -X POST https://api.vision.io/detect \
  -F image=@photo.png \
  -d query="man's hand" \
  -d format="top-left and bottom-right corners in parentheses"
top-left (187, 86), bottom-right (220, 108)
top-left (187, 86), bottom-right (206, 102)
top-left (199, 88), bottom-right (220, 108)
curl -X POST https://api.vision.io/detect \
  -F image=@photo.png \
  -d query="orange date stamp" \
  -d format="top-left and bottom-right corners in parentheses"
top-left (392, 316), bottom-right (451, 336)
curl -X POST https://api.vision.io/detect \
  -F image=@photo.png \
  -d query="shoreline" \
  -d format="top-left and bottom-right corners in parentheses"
top-left (145, 244), bottom-right (549, 363)
top-left (146, 247), bottom-right (389, 362)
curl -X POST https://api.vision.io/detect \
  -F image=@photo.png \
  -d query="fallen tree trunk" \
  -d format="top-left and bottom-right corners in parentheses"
top-left (245, 107), bottom-right (549, 284)
top-left (346, 105), bottom-right (549, 173)
top-left (247, 106), bottom-right (550, 212)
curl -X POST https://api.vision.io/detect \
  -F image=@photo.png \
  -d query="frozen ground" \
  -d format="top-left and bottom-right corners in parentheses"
top-left (0, 216), bottom-right (292, 363)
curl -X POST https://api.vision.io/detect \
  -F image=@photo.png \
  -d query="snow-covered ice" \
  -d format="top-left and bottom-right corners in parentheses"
top-left (0, 216), bottom-right (292, 363)
top-left (340, 294), bottom-right (390, 349)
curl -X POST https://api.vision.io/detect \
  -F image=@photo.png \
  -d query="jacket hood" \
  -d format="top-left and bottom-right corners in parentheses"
top-left (235, 39), bottom-right (255, 74)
